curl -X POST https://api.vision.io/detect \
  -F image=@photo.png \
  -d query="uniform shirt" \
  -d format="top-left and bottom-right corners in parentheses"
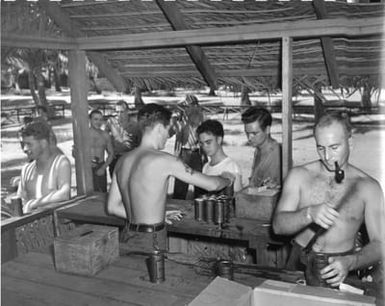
top-left (202, 157), bottom-right (242, 192)
top-left (250, 138), bottom-right (282, 187)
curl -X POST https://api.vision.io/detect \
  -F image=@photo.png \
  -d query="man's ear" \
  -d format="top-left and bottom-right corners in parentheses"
top-left (348, 136), bottom-right (353, 150)
top-left (217, 136), bottom-right (223, 145)
top-left (265, 126), bottom-right (271, 135)
top-left (40, 138), bottom-right (50, 149)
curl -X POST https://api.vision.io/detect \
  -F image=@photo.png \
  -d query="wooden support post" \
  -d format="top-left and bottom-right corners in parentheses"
top-left (68, 50), bottom-right (94, 195)
top-left (282, 37), bottom-right (293, 179)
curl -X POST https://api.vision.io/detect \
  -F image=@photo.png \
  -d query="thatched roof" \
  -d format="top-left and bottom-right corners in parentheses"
top-left (2, 0), bottom-right (384, 92)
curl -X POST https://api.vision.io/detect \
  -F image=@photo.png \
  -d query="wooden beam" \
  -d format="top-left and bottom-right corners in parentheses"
top-left (120, 66), bottom-right (381, 77)
top-left (74, 17), bottom-right (384, 51)
top-left (313, 0), bottom-right (340, 89)
top-left (156, 0), bottom-right (217, 90)
top-left (1, 34), bottom-right (76, 49)
top-left (2, 17), bottom-right (382, 51)
top-left (38, 0), bottom-right (127, 92)
top-left (68, 50), bottom-right (94, 196)
top-left (282, 37), bottom-right (293, 179)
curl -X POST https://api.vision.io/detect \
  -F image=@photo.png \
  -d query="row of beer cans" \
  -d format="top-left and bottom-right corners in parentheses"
top-left (194, 194), bottom-right (234, 225)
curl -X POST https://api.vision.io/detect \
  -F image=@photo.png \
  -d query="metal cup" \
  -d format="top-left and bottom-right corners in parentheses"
top-left (11, 197), bottom-right (23, 216)
top-left (146, 250), bottom-right (165, 283)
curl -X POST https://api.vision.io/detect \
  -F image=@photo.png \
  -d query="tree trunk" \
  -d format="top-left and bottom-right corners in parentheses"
top-left (208, 87), bottom-right (216, 96)
top-left (28, 70), bottom-right (40, 106)
top-left (53, 66), bottom-right (62, 92)
top-left (361, 84), bottom-right (372, 110)
top-left (134, 86), bottom-right (145, 110)
top-left (240, 86), bottom-right (251, 106)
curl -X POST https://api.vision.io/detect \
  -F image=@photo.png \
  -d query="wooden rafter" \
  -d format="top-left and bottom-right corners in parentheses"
top-left (156, 0), bottom-right (218, 90)
top-left (2, 17), bottom-right (383, 51)
top-left (313, 0), bottom-right (339, 89)
top-left (38, 0), bottom-right (128, 93)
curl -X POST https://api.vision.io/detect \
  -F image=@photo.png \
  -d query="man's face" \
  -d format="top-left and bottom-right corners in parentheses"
top-left (199, 132), bottom-right (221, 157)
top-left (244, 120), bottom-right (269, 148)
top-left (315, 122), bottom-right (350, 171)
top-left (22, 136), bottom-right (45, 161)
top-left (116, 105), bottom-right (127, 118)
top-left (90, 113), bottom-right (103, 130)
top-left (158, 122), bottom-right (171, 150)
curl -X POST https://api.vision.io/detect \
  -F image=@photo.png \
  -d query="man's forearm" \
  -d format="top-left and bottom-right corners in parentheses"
top-left (348, 240), bottom-right (383, 271)
top-left (273, 207), bottom-right (312, 235)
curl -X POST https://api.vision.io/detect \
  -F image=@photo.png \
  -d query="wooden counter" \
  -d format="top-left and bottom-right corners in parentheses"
top-left (55, 194), bottom-right (290, 267)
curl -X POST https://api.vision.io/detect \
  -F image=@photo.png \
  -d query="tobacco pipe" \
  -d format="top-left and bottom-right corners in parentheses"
top-left (303, 162), bottom-right (345, 253)
top-left (334, 161), bottom-right (345, 184)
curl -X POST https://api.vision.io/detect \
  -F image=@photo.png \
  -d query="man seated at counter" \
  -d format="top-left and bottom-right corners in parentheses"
top-left (107, 103), bottom-right (234, 252)
top-left (273, 112), bottom-right (384, 289)
top-left (17, 121), bottom-right (71, 214)
top-left (197, 119), bottom-right (243, 193)
top-left (241, 107), bottom-right (281, 189)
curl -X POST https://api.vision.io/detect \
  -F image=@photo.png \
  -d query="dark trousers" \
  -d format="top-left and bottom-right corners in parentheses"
top-left (173, 148), bottom-right (205, 199)
top-left (286, 241), bottom-right (354, 288)
top-left (92, 163), bottom-right (107, 192)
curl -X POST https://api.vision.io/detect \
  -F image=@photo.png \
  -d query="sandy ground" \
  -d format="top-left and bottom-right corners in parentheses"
top-left (1, 91), bottom-right (385, 200)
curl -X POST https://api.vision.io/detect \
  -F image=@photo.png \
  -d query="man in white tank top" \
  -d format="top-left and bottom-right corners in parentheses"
top-left (197, 119), bottom-right (243, 193)
top-left (17, 121), bottom-right (71, 213)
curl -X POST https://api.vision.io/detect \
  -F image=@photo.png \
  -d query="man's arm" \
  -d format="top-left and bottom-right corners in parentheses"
top-left (273, 167), bottom-right (339, 235)
top-left (106, 170), bottom-right (127, 219)
top-left (97, 132), bottom-right (115, 175)
top-left (168, 155), bottom-right (232, 191)
top-left (24, 157), bottom-right (71, 213)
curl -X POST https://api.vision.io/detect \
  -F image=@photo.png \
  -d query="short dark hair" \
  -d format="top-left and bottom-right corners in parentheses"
top-left (89, 109), bottom-right (103, 119)
top-left (197, 119), bottom-right (224, 138)
top-left (116, 100), bottom-right (128, 109)
top-left (314, 111), bottom-right (352, 137)
top-left (21, 121), bottom-right (52, 141)
top-left (241, 107), bottom-right (272, 130)
top-left (137, 103), bottom-right (171, 131)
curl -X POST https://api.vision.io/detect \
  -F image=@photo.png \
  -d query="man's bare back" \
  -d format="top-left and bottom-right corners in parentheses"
top-left (107, 103), bottom-right (232, 226)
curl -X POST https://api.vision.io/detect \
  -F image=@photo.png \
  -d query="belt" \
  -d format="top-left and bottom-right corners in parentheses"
top-left (128, 222), bottom-right (165, 233)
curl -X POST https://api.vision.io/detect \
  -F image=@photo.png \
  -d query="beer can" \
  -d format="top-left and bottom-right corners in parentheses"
top-left (214, 199), bottom-right (225, 225)
top-left (11, 197), bottom-right (23, 216)
top-left (147, 250), bottom-right (165, 283)
top-left (194, 198), bottom-right (205, 221)
top-left (216, 259), bottom-right (234, 280)
top-left (205, 196), bottom-right (216, 223)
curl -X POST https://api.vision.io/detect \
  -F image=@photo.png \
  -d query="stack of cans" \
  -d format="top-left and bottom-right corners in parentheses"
top-left (194, 194), bottom-right (234, 225)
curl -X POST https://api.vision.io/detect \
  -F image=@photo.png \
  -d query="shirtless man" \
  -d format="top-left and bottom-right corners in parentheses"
top-left (273, 112), bottom-right (384, 288)
top-left (107, 103), bottom-right (233, 251)
top-left (89, 110), bottom-right (114, 192)
top-left (17, 121), bottom-right (71, 213)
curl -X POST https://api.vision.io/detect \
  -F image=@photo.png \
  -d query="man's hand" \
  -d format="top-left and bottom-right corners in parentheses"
top-left (308, 203), bottom-right (339, 229)
top-left (96, 167), bottom-right (106, 176)
top-left (23, 199), bottom-right (38, 214)
top-left (165, 210), bottom-right (184, 225)
top-left (320, 255), bottom-right (355, 287)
